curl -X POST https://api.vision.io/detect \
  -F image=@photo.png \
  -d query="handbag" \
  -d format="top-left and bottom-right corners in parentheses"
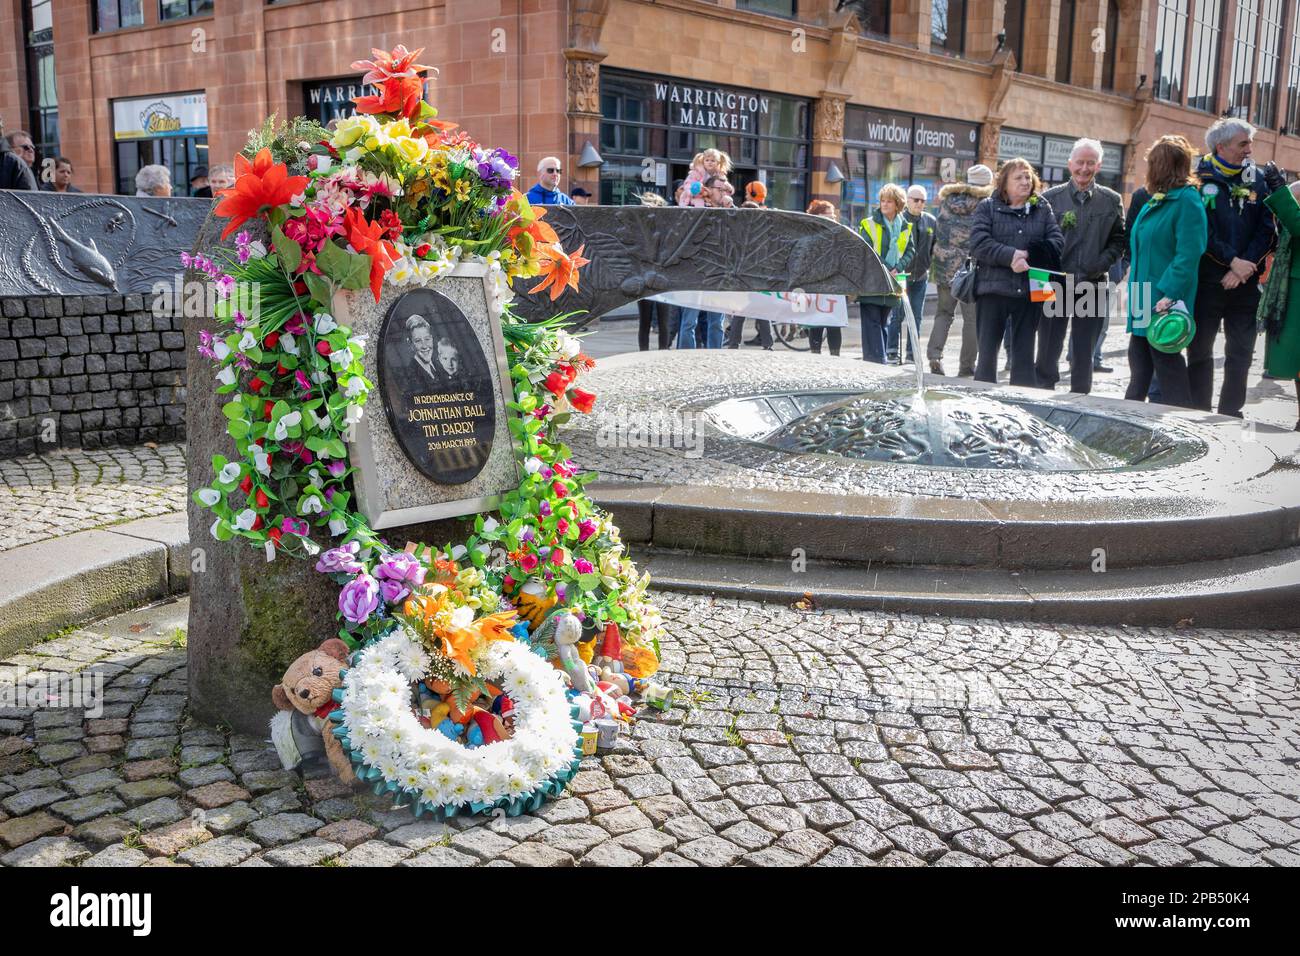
top-left (950, 257), bottom-right (977, 304)
top-left (1149, 301), bottom-right (1196, 354)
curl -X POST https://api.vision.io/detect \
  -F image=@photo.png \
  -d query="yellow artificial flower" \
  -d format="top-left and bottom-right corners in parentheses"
top-left (332, 115), bottom-right (375, 150)
top-left (455, 178), bottom-right (472, 202)
top-left (393, 134), bottom-right (428, 165)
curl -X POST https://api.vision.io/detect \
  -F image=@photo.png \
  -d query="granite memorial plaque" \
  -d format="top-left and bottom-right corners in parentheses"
top-left (332, 264), bottom-right (518, 528)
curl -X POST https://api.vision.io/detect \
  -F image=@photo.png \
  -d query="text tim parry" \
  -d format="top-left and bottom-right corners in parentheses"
top-left (50, 887), bottom-right (151, 936)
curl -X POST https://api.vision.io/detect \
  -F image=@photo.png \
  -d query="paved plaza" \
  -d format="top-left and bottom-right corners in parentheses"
top-left (0, 595), bottom-right (1297, 867)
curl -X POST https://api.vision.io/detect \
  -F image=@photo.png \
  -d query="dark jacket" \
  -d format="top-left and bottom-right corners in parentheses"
top-left (0, 141), bottom-right (37, 191)
top-left (525, 183), bottom-right (574, 206)
top-left (969, 193), bottom-right (1065, 299)
top-left (903, 208), bottom-right (937, 282)
top-left (1195, 153), bottom-right (1277, 283)
top-left (1042, 180), bottom-right (1126, 281)
top-left (41, 183), bottom-right (83, 193)
top-left (933, 182), bottom-right (993, 284)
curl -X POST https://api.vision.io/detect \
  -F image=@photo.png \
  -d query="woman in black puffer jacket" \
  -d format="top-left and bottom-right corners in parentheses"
top-left (969, 158), bottom-right (1064, 386)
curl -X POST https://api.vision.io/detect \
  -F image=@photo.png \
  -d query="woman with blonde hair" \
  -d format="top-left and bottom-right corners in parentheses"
top-left (969, 157), bottom-right (1063, 385)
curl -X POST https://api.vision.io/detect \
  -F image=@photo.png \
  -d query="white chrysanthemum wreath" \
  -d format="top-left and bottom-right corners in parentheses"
top-left (331, 627), bottom-right (581, 817)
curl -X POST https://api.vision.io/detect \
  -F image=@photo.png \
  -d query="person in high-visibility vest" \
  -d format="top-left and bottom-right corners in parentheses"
top-left (857, 184), bottom-right (915, 363)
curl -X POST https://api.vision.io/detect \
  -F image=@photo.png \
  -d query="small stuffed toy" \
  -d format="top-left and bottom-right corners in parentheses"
top-left (269, 638), bottom-right (354, 783)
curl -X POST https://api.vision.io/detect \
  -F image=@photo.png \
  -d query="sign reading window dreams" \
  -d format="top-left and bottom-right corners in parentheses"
top-left (112, 93), bottom-right (207, 141)
top-left (845, 107), bottom-right (978, 159)
top-left (653, 81), bottom-right (770, 132)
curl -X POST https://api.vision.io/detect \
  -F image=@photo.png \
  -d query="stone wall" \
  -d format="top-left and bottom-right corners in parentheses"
top-left (0, 294), bottom-right (187, 459)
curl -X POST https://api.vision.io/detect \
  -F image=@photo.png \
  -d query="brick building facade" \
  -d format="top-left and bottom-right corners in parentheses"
top-left (5, 0), bottom-right (1300, 210)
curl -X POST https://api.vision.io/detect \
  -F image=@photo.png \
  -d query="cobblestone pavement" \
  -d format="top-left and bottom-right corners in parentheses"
top-left (0, 443), bottom-right (186, 552)
top-left (2, 595), bottom-right (1297, 867)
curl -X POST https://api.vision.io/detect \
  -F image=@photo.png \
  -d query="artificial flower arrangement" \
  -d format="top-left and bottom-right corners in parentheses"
top-left (190, 44), bottom-right (662, 818)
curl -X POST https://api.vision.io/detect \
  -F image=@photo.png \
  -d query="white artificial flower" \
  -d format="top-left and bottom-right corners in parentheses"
top-left (299, 495), bottom-right (323, 516)
top-left (215, 366), bottom-right (236, 386)
top-left (314, 312), bottom-right (338, 334)
top-left (238, 330), bottom-right (257, 351)
top-left (253, 449), bottom-right (272, 476)
top-left (218, 463), bottom-right (242, 484)
top-left (209, 518), bottom-right (223, 540)
top-left (234, 509), bottom-right (257, 531)
top-left (197, 487), bottom-right (220, 507)
top-left (329, 515), bottom-right (348, 536)
top-left (280, 333), bottom-right (299, 356)
top-left (213, 340), bottom-right (231, 361)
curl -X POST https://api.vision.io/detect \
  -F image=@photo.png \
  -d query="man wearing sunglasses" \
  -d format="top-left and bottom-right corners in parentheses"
top-left (525, 156), bottom-right (575, 206)
top-left (0, 119), bottom-right (38, 190)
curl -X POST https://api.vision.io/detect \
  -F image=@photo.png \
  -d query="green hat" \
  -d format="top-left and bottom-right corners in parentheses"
top-left (1148, 303), bottom-right (1195, 354)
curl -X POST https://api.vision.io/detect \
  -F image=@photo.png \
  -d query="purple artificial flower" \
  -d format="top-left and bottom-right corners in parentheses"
top-left (197, 329), bottom-right (217, 360)
top-left (339, 572), bottom-right (381, 625)
top-left (379, 579), bottom-right (410, 605)
top-left (578, 519), bottom-right (597, 542)
top-left (180, 252), bottom-right (194, 269)
top-left (573, 558), bottom-right (594, 575)
top-left (324, 486), bottom-right (336, 502)
top-left (555, 582), bottom-right (567, 603)
top-left (326, 460), bottom-right (348, 477)
top-left (295, 370), bottom-right (314, 395)
top-left (374, 551), bottom-right (426, 586)
top-left (316, 540), bottom-right (362, 575)
top-left (285, 313), bottom-right (307, 335)
top-left (520, 525), bottom-right (535, 543)
top-left (233, 310), bottom-right (249, 329)
top-left (215, 274), bottom-right (236, 300)
top-left (235, 231), bottom-right (253, 264)
top-left (234, 353), bottom-right (253, 373)
top-left (539, 500), bottom-right (552, 517)
top-left (280, 517), bottom-right (309, 536)
top-left (540, 465), bottom-right (553, 480)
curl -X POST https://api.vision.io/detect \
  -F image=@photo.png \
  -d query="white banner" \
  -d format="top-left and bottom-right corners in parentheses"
top-left (648, 290), bottom-right (849, 327)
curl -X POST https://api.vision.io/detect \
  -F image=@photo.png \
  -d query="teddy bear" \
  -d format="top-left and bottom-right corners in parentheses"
top-left (269, 638), bottom-right (355, 783)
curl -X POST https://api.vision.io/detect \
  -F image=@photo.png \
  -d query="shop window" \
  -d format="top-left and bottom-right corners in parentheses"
top-left (1184, 0), bottom-right (1224, 111)
top-left (838, 0), bottom-right (889, 39)
top-left (1004, 0), bottom-right (1026, 69)
top-left (1153, 0), bottom-right (1188, 103)
top-left (1226, 0), bottom-right (1259, 117)
top-left (736, 0), bottom-right (796, 18)
top-left (24, 0), bottom-right (58, 174)
top-left (1285, 0), bottom-right (1300, 134)
top-left (1054, 0), bottom-right (1075, 83)
top-left (94, 0), bottom-right (142, 31)
top-left (116, 136), bottom-right (206, 196)
top-left (1253, 0), bottom-right (1286, 127)
top-left (1101, 0), bottom-right (1120, 90)
top-left (160, 0), bottom-right (213, 21)
top-left (931, 0), bottom-right (965, 56)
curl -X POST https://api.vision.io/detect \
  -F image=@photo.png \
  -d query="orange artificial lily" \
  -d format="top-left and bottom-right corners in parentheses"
top-left (530, 242), bottom-right (590, 301)
top-left (343, 207), bottom-right (399, 301)
top-left (507, 198), bottom-right (559, 254)
top-left (214, 148), bottom-right (309, 240)
top-left (475, 610), bottom-right (520, 644)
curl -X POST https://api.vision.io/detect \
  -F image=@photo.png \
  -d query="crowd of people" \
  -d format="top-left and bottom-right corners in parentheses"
top-left (541, 120), bottom-right (1295, 429)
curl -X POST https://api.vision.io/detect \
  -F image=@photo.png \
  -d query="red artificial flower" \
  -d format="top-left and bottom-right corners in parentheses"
top-left (264, 332), bottom-right (280, 348)
top-left (268, 527), bottom-right (283, 546)
top-left (552, 481), bottom-right (568, 498)
top-left (248, 377), bottom-right (266, 393)
top-left (558, 363), bottom-right (578, 386)
top-left (276, 362), bottom-right (288, 376)
top-left (343, 207), bottom-right (399, 301)
top-left (378, 209), bottom-right (403, 242)
top-left (239, 474), bottom-right (253, 495)
top-left (550, 548), bottom-right (567, 567)
top-left (214, 148), bottom-right (309, 240)
top-left (415, 243), bottom-right (432, 258)
top-left (570, 388), bottom-right (596, 414)
top-left (254, 488), bottom-right (270, 510)
top-left (251, 515), bottom-right (264, 531)
top-left (544, 372), bottom-right (567, 396)
top-left (263, 400), bottom-right (274, 420)
top-left (572, 352), bottom-right (596, 371)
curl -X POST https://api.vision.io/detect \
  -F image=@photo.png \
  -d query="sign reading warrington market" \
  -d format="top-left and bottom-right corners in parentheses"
top-left (333, 265), bottom-right (518, 529)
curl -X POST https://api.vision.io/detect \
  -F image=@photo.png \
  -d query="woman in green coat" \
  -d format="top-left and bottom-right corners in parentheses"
top-left (1125, 135), bottom-right (1207, 409)
top-left (1260, 182), bottom-right (1300, 429)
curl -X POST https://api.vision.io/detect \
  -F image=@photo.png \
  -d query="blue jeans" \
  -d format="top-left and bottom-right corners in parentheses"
top-left (859, 300), bottom-right (891, 363)
top-left (887, 280), bottom-right (927, 361)
top-left (677, 308), bottom-right (724, 349)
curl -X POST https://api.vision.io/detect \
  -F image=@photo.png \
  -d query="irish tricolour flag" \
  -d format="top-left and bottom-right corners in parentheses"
top-left (1028, 268), bottom-right (1057, 303)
